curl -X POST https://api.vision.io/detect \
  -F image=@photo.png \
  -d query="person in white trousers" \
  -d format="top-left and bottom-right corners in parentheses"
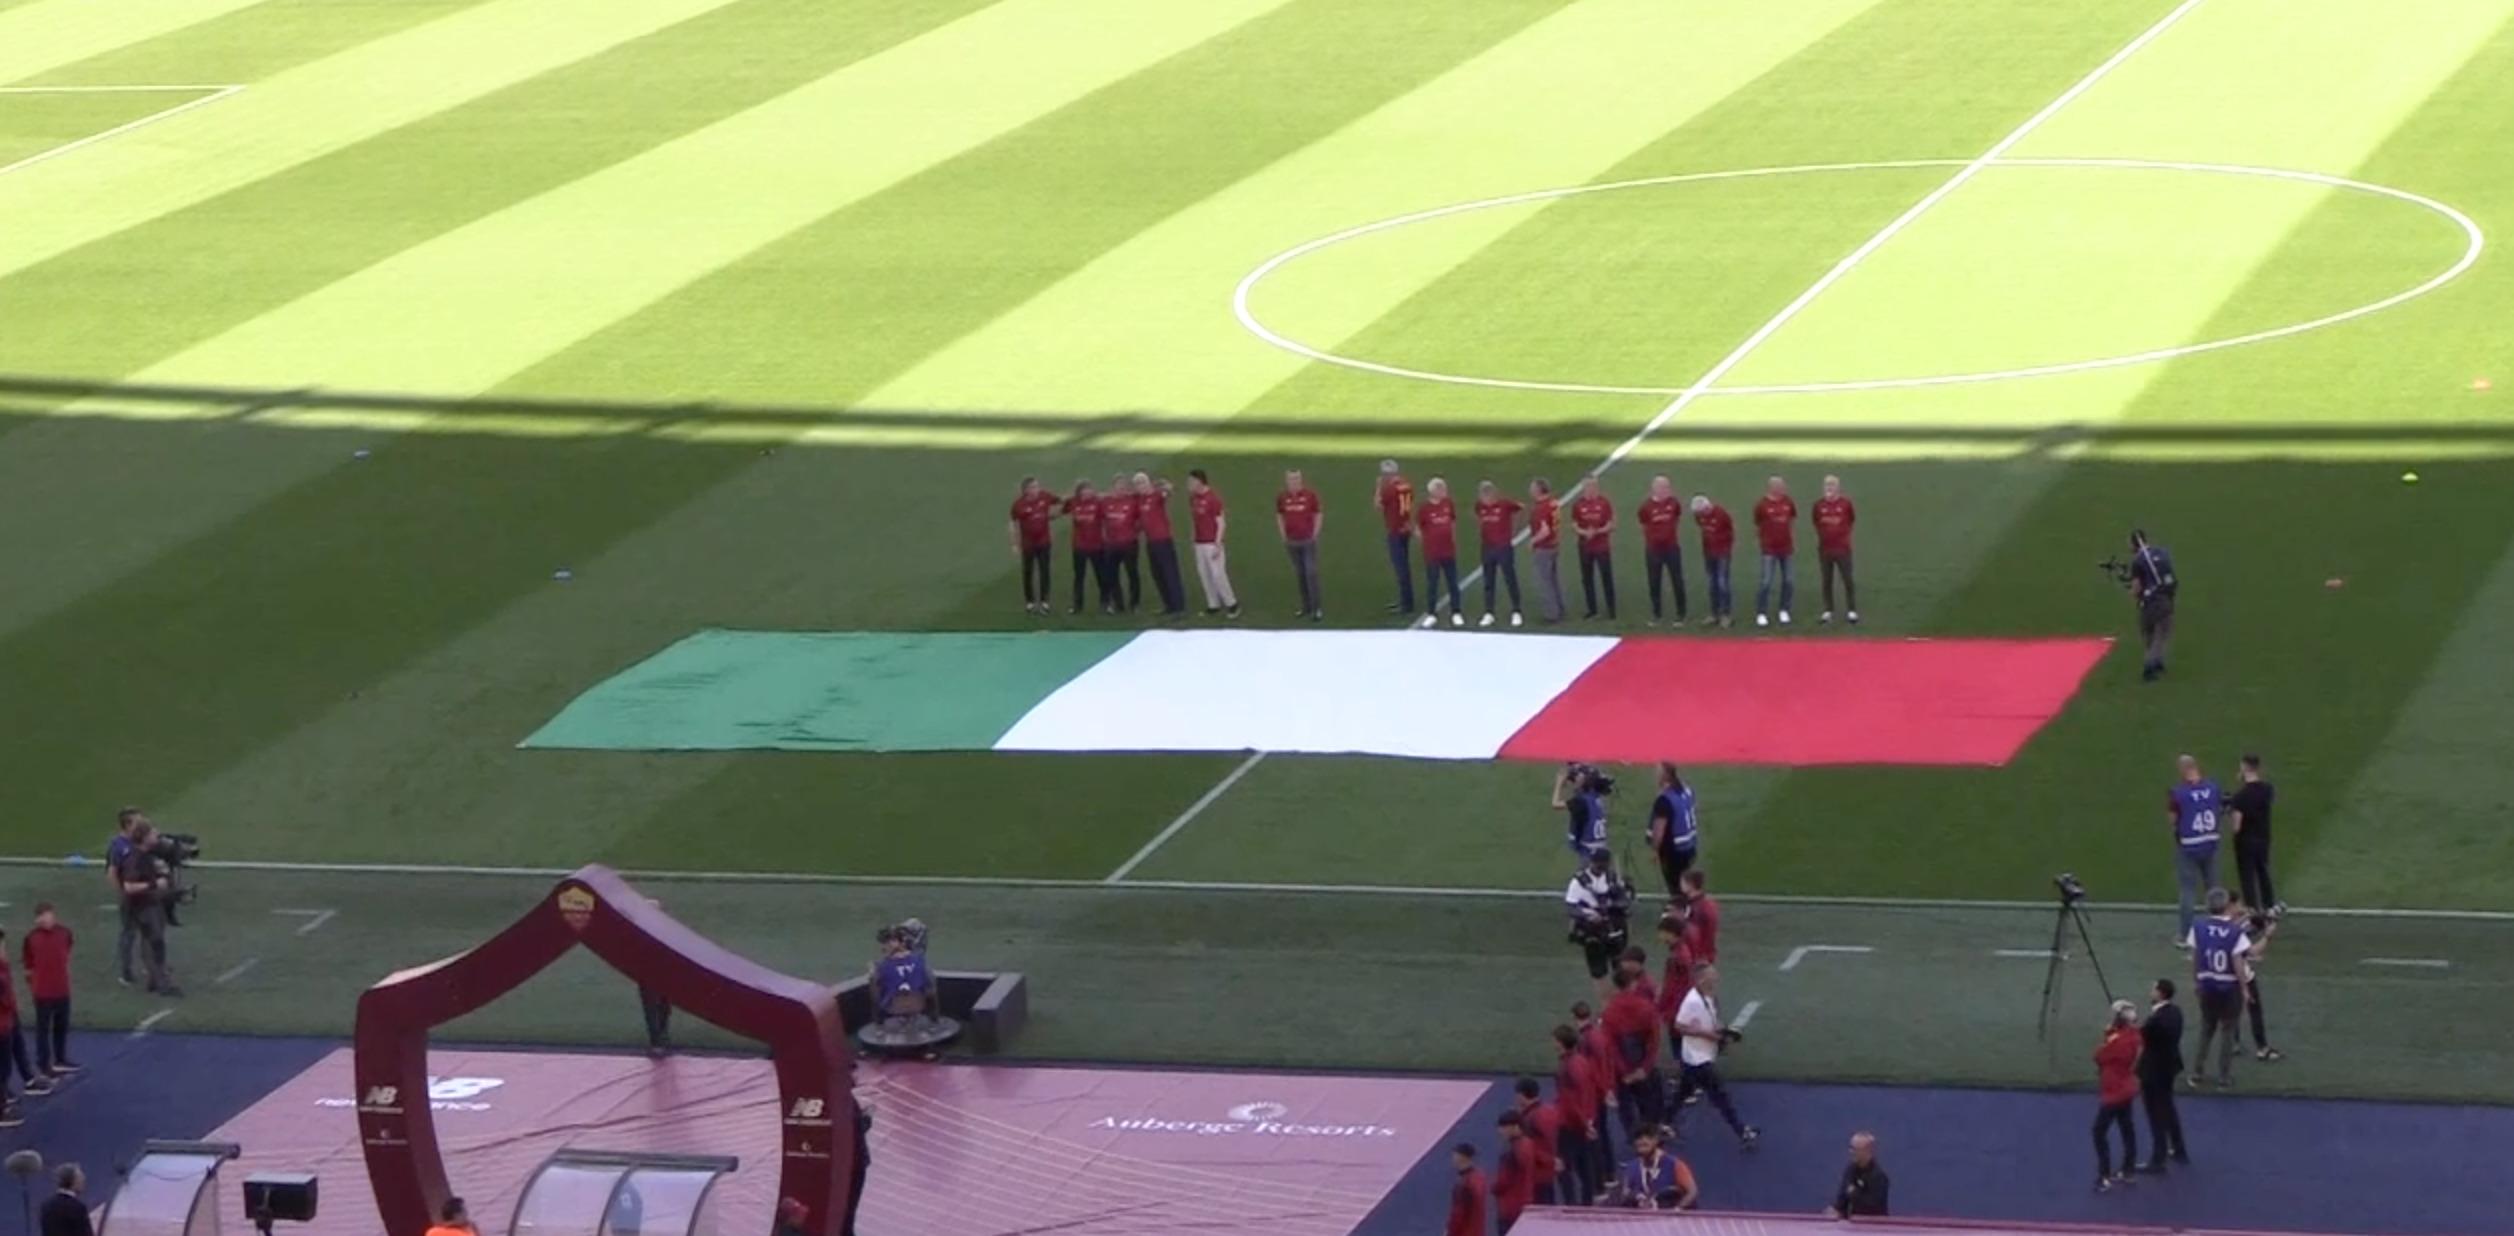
top-left (1187, 469), bottom-right (1241, 619)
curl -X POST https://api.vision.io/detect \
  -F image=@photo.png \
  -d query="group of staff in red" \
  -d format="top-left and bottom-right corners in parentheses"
top-left (1008, 470), bottom-right (1240, 620)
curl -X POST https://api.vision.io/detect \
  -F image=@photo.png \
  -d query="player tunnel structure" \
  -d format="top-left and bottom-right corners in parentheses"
top-left (352, 865), bottom-right (855, 1236)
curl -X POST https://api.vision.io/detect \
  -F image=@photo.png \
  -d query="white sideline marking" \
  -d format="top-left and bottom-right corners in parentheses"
top-left (1995, 948), bottom-right (2061, 958)
top-left (130, 1009), bottom-right (174, 1038)
top-left (0, 84), bottom-right (244, 93)
top-left (215, 957), bottom-right (259, 985)
top-left (1730, 1000), bottom-right (1762, 1031)
top-left (1779, 944), bottom-right (1872, 972)
top-left (1151, 0), bottom-right (2212, 872)
top-left (273, 907), bottom-right (336, 935)
top-left (0, 85), bottom-right (245, 181)
top-left (2360, 957), bottom-right (2451, 969)
top-left (1105, 751), bottom-right (1264, 883)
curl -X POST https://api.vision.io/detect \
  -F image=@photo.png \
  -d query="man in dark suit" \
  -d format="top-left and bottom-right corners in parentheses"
top-left (41, 1165), bottom-right (94, 1236)
top-left (2139, 979), bottom-right (2191, 1171)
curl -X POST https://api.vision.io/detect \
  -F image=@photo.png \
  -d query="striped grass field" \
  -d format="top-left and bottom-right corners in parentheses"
top-left (3, 0), bottom-right (2513, 1099)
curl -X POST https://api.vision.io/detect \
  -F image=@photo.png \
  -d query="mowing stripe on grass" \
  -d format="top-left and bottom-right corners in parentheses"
top-left (0, 0), bottom-right (275, 87)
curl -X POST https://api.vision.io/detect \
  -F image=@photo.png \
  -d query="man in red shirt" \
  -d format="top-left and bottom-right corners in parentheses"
top-left (1186, 470), bottom-right (1240, 619)
top-left (1680, 869), bottom-right (1720, 963)
top-left (1752, 475), bottom-right (1798, 628)
top-left (1656, 906), bottom-right (1697, 1026)
top-left (1813, 472), bottom-right (1858, 625)
top-left (1570, 476), bottom-right (1617, 620)
top-left (1374, 459), bottom-right (1417, 616)
top-left (22, 904), bottom-right (75, 1076)
top-left (1528, 479), bottom-right (1565, 623)
top-left (1690, 494), bottom-right (1735, 628)
top-left (1102, 473), bottom-right (1144, 613)
top-left (1492, 1111), bottom-right (1541, 1232)
top-left (1007, 477), bottom-right (1057, 616)
top-left (1446, 1143), bottom-right (1489, 1236)
top-left (1132, 471), bottom-right (1187, 617)
top-left (1275, 470), bottom-right (1324, 622)
top-left (2093, 1000), bottom-right (2142, 1190)
top-left (1511, 1077), bottom-right (1563, 1205)
top-left (0, 926), bottom-right (43, 1112)
top-left (1471, 481), bottom-right (1525, 628)
top-left (1571, 1001), bottom-right (1621, 1153)
top-left (1417, 477), bottom-right (1463, 626)
top-left (1061, 480), bottom-right (1109, 615)
top-left (1603, 969), bottom-right (1665, 1135)
top-left (1551, 1024), bottom-right (1605, 1205)
top-left (1637, 475), bottom-right (1689, 627)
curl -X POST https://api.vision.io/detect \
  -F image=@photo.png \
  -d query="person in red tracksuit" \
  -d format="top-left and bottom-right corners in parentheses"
top-left (1690, 494), bottom-right (1736, 627)
top-left (1511, 1077), bottom-right (1562, 1205)
top-left (1446, 1143), bottom-right (1488, 1236)
top-left (23, 903), bottom-right (75, 1077)
top-left (1492, 1111), bottom-right (1540, 1233)
top-left (1551, 1025), bottom-right (1604, 1206)
top-left (2093, 1000), bottom-right (2143, 1191)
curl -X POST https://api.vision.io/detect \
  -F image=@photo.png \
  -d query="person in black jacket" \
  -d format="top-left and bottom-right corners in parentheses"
top-left (2139, 979), bottom-right (2190, 1171)
top-left (41, 1165), bottom-right (94, 1236)
top-left (1824, 1131), bottom-right (1890, 1218)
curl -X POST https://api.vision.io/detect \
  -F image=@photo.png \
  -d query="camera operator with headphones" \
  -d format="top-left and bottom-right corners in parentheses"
top-left (2120, 529), bottom-right (2178, 682)
top-left (1565, 849), bottom-right (1636, 1007)
top-left (115, 821), bottom-right (181, 997)
top-left (1553, 763), bottom-right (1615, 861)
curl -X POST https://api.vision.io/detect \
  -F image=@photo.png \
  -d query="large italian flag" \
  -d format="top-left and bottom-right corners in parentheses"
top-left (525, 629), bottom-right (2109, 766)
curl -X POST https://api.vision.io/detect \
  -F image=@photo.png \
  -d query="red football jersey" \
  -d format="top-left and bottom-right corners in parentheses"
top-left (1638, 495), bottom-right (1682, 549)
top-left (1694, 502), bottom-right (1734, 558)
top-left (1475, 496), bottom-right (1522, 548)
top-left (1377, 476), bottom-right (1415, 535)
top-left (1190, 489), bottom-right (1225, 543)
top-left (1101, 493), bottom-right (1141, 544)
top-left (1418, 497), bottom-right (1459, 560)
top-left (1570, 494), bottom-right (1614, 553)
top-left (1139, 488), bottom-right (1174, 542)
top-left (1009, 493), bottom-right (1055, 549)
top-left (1754, 495), bottom-right (1797, 555)
top-left (1529, 497), bottom-right (1561, 549)
top-left (1063, 495), bottom-right (1104, 551)
top-left (1276, 489), bottom-right (1322, 541)
top-left (1814, 494), bottom-right (1855, 556)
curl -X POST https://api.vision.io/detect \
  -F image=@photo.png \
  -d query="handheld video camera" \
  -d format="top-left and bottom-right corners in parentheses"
top-left (1564, 762), bottom-right (1616, 796)
top-left (2095, 557), bottom-right (2134, 586)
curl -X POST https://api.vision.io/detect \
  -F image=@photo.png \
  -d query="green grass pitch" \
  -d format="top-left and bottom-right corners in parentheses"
top-left (3, 0), bottom-right (2513, 1102)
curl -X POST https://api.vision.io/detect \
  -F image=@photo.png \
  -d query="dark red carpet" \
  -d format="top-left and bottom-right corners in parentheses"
top-left (1496, 636), bottom-right (2110, 766)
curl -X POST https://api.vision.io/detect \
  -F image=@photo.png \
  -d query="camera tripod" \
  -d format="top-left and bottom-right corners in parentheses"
top-left (2035, 894), bottom-right (2115, 1040)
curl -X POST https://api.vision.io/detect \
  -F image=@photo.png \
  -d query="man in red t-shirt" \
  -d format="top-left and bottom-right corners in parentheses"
top-left (1474, 481), bottom-right (1525, 627)
top-left (1752, 475), bottom-right (1798, 627)
top-left (24, 903), bottom-right (75, 1077)
top-left (1276, 470), bottom-right (1324, 621)
top-left (1813, 472), bottom-right (1858, 625)
top-left (1493, 1111), bottom-right (1541, 1232)
top-left (1680, 870), bottom-right (1720, 963)
top-left (1446, 1143), bottom-right (1489, 1236)
top-left (1102, 473), bottom-right (1144, 613)
top-left (1186, 469), bottom-right (1240, 619)
top-left (1690, 494), bottom-right (1736, 627)
top-left (1570, 476), bottom-right (1617, 620)
top-left (1007, 477), bottom-right (1057, 616)
top-left (1061, 480), bottom-right (1109, 615)
top-left (1637, 475), bottom-right (1688, 627)
top-left (1551, 1024), bottom-right (1605, 1205)
top-left (1417, 477), bottom-right (1463, 626)
top-left (1511, 1077), bottom-right (1563, 1205)
top-left (1133, 470), bottom-right (1187, 617)
top-left (1375, 459), bottom-right (1417, 616)
top-left (1528, 479), bottom-right (1566, 623)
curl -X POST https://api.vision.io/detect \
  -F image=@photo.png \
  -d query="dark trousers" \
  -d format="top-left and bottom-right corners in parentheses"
top-left (639, 987), bottom-right (672, 1049)
top-left (1821, 552), bottom-right (1857, 611)
top-left (1615, 1072), bottom-right (1664, 1139)
top-left (2093, 1101), bottom-right (2138, 1178)
top-left (1110, 541), bottom-right (1142, 610)
top-left (1644, 546), bottom-right (1688, 620)
top-left (1481, 546), bottom-right (1522, 615)
top-left (2245, 978), bottom-right (2270, 1050)
top-left (1, 1024), bottom-right (31, 1095)
top-left (1656, 847), bottom-right (1695, 901)
top-left (1145, 540), bottom-right (1186, 613)
top-left (118, 904), bottom-right (140, 983)
top-left (1671, 1062), bottom-right (1747, 1137)
top-left (33, 999), bottom-right (70, 1071)
top-left (2236, 840), bottom-right (2277, 909)
top-left (125, 901), bottom-right (170, 990)
top-left (1070, 548), bottom-right (1106, 611)
top-left (1286, 541), bottom-right (1322, 615)
top-left (1425, 556), bottom-right (1461, 615)
top-left (2196, 985), bottom-right (2242, 1082)
top-left (1019, 546), bottom-right (1051, 606)
top-left (1703, 554), bottom-right (1732, 618)
top-left (1579, 548), bottom-right (1616, 617)
top-left (2139, 1078), bottom-right (2187, 1165)
top-left (1554, 1126), bottom-right (1597, 1205)
top-left (2139, 593), bottom-right (2175, 670)
top-left (1385, 533), bottom-right (1416, 611)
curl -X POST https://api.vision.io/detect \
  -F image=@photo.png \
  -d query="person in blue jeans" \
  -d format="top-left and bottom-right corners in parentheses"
top-left (1690, 496), bottom-right (1734, 627)
top-left (2166, 754), bottom-right (2224, 948)
top-left (1750, 475), bottom-right (1798, 627)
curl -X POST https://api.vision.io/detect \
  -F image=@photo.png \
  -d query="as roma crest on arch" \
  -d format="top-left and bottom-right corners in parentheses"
top-left (556, 885), bottom-right (597, 933)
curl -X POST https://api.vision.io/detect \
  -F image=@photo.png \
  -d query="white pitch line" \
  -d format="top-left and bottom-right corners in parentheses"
top-left (1105, 751), bottom-right (1265, 883)
top-left (2360, 957), bottom-right (2451, 969)
top-left (1779, 944), bottom-right (1873, 972)
top-left (273, 907), bottom-right (336, 935)
top-left (130, 1009), bottom-right (174, 1038)
top-left (0, 85), bottom-right (243, 181)
top-left (1995, 948), bottom-right (2062, 959)
top-left (216, 957), bottom-right (260, 985)
top-left (0, 84), bottom-right (246, 94)
top-left (1730, 1000), bottom-right (1763, 1031)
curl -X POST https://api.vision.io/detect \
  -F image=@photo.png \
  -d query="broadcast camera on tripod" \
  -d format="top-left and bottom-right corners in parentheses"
top-left (2037, 872), bottom-right (2115, 1041)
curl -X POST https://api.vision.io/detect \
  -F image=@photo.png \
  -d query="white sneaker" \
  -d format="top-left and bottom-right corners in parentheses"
top-left (2176, 932), bottom-right (2194, 950)
top-left (1819, 611), bottom-right (1832, 625)
top-left (1510, 612), bottom-right (1524, 628)
top-left (1755, 613), bottom-right (1770, 628)
top-left (1418, 613), bottom-right (1438, 629)
top-left (1450, 612), bottom-right (1465, 627)
top-left (1848, 610), bottom-right (1860, 624)
top-left (1478, 612), bottom-right (1496, 628)
top-left (1779, 609), bottom-right (1793, 625)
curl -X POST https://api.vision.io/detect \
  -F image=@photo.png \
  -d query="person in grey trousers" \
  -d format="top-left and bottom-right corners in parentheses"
top-left (1529, 478), bottom-right (1567, 623)
top-left (1276, 469), bottom-right (1325, 621)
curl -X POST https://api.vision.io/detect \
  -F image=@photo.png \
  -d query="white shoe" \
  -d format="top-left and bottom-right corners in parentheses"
top-left (1755, 613), bottom-right (1770, 628)
top-left (1848, 610), bottom-right (1860, 624)
top-left (1450, 612), bottom-right (1465, 627)
top-left (1819, 611), bottom-right (1832, 625)
top-left (2176, 932), bottom-right (2194, 950)
top-left (1510, 613), bottom-right (1524, 628)
top-left (1478, 612), bottom-right (1496, 628)
top-left (1778, 609), bottom-right (1793, 625)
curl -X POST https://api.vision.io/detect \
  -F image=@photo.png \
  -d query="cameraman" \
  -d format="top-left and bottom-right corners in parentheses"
top-left (1553, 764), bottom-right (1613, 860)
top-left (2125, 530), bottom-right (2177, 682)
top-left (106, 810), bottom-right (143, 985)
top-left (116, 824), bottom-right (179, 997)
top-left (1565, 850), bottom-right (1634, 1005)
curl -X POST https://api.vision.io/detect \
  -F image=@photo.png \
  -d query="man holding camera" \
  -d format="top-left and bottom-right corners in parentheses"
top-left (116, 823), bottom-right (180, 997)
top-left (2125, 529), bottom-right (2177, 681)
top-left (1566, 849), bottom-right (1634, 1004)
top-left (1670, 963), bottom-right (1758, 1150)
top-left (1554, 764), bottom-right (1613, 861)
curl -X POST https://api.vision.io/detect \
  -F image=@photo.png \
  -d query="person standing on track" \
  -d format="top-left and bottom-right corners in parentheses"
top-left (1102, 473), bottom-right (1143, 613)
top-left (1669, 963), bottom-right (1757, 1150)
top-left (1473, 481), bottom-right (1525, 627)
top-left (2092, 1000), bottom-right (2141, 1192)
top-left (2228, 754), bottom-right (2281, 916)
top-left (1512, 1077), bottom-right (1563, 1205)
top-left (1276, 470), bottom-right (1325, 622)
top-left (1646, 763), bottom-right (1700, 900)
top-left (1445, 1143), bottom-right (1488, 1236)
top-left (1529, 479), bottom-right (1567, 623)
top-left (2167, 754), bottom-right (2225, 949)
top-left (22, 904), bottom-right (75, 1079)
top-left (1008, 477), bottom-right (1057, 616)
top-left (1061, 480), bottom-right (1108, 615)
top-left (1638, 475), bottom-right (1689, 627)
top-left (2190, 888), bottom-right (2250, 1088)
top-left (1679, 869), bottom-right (1720, 963)
top-left (1691, 494), bottom-right (1735, 627)
top-left (1186, 470), bottom-right (1240, 619)
top-left (1571, 476), bottom-right (1617, 620)
top-left (2137, 978), bottom-right (2190, 1172)
top-left (1752, 475), bottom-right (1797, 627)
top-left (1551, 1024), bottom-right (1606, 1205)
top-left (1813, 473), bottom-right (1859, 625)
top-left (1418, 477), bottom-right (1464, 626)
top-left (2228, 893), bottom-right (2285, 1064)
top-left (1375, 459), bottom-right (1417, 616)
top-left (1134, 472), bottom-right (1187, 617)
top-left (1492, 1110), bottom-right (1541, 1233)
